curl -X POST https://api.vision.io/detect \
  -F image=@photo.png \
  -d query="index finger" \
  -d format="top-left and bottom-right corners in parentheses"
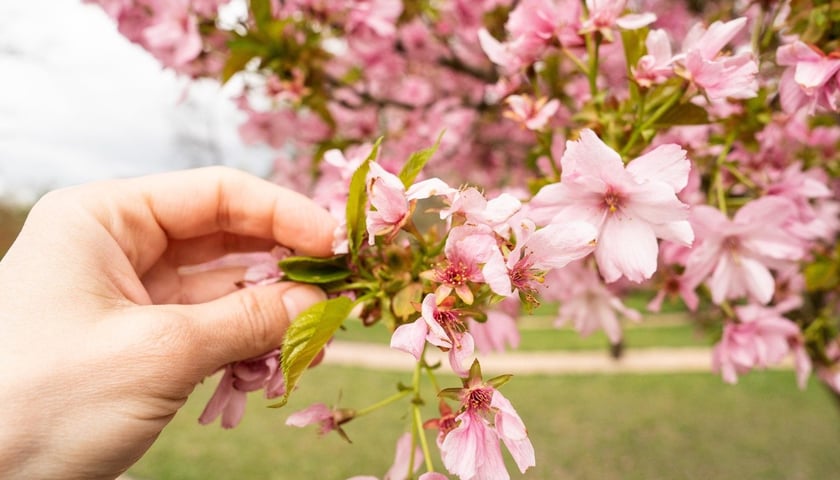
top-left (87, 167), bottom-right (337, 274)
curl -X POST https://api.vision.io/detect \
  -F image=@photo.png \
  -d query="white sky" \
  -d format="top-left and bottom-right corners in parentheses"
top-left (0, 0), bottom-right (271, 204)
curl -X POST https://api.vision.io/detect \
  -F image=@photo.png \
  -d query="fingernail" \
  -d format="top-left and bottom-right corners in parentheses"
top-left (281, 284), bottom-right (327, 321)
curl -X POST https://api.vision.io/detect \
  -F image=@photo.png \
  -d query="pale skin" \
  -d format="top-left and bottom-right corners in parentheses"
top-left (0, 167), bottom-right (338, 479)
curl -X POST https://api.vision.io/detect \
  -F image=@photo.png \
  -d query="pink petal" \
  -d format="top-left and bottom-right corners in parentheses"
top-left (626, 144), bottom-right (690, 191)
top-left (739, 256), bottom-right (776, 304)
top-left (528, 221), bottom-right (598, 269)
top-left (390, 318), bottom-right (429, 360)
top-left (561, 129), bottom-right (625, 183)
top-left (286, 403), bottom-right (332, 427)
top-left (616, 12), bottom-right (657, 30)
top-left (491, 392), bottom-right (536, 473)
top-left (384, 433), bottom-right (423, 480)
top-left (696, 18), bottom-right (747, 60)
top-left (406, 178), bottom-right (455, 200)
top-left (794, 58), bottom-right (840, 90)
top-left (448, 333), bottom-right (476, 378)
top-left (596, 215), bottom-right (659, 283)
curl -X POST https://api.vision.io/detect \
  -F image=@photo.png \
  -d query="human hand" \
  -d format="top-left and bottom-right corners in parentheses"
top-left (0, 167), bottom-right (337, 479)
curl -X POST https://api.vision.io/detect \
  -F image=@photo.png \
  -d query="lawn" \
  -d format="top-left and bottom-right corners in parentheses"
top-left (129, 365), bottom-right (840, 480)
top-left (334, 314), bottom-right (712, 352)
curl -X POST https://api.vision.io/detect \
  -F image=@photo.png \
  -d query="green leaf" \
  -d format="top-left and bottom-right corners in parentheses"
top-left (345, 138), bottom-right (382, 260)
top-left (249, 0), bottom-right (273, 32)
top-left (279, 255), bottom-right (351, 284)
top-left (392, 283), bottom-right (423, 319)
top-left (487, 374), bottom-right (513, 390)
top-left (805, 260), bottom-right (840, 292)
top-left (653, 102), bottom-right (710, 127)
top-left (222, 37), bottom-right (263, 83)
top-left (271, 297), bottom-right (354, 407)
top-left (398, 132), bottom-right (443, 188)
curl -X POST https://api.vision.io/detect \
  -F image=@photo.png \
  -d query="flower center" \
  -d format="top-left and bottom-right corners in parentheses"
top-left (467, 387), bottom-right (493, 412)
top-left (603, 188), bottom-right (623, 213)
top-left (438, 261), bottom-right (470, 286)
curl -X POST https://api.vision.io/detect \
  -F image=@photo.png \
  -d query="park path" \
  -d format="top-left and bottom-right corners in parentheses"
top-left (320, 341), bottom-right (796, 375)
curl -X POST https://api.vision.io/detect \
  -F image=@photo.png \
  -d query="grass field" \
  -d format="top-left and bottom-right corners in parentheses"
top-left (334, 314), bottom-right (712, 352)
top-left (129, 365), bottom-right (840, 480)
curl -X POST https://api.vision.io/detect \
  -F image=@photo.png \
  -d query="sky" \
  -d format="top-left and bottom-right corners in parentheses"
top-left (0, 0), bottom-right (270, 204)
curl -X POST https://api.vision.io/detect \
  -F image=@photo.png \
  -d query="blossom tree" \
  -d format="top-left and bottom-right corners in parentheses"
top-left (86, 0), bottom-right (840, 478)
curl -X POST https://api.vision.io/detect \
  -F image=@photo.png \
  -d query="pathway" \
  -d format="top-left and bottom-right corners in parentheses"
top-left (321, 341), bottom-right (796, 375)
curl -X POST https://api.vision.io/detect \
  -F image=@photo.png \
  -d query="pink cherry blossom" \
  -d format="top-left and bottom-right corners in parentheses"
top-left (199, 350), bottom-right (285, 428)
top-left (483, 220), bottom-right (598, 301)
top-left (633, 29), bottom-right (674, 87)
top-left (428, 224), bottom-right (503, 305)
top-left (580, 0), bottom-right (656, 41)
top-left (439, 188), bottom-right (521, 236)
top-left (390, 294), bottom-right (475, 377)
top-left (503, 95), bottom-right (560, 131)
top-left (681, 196), bottom-right (807, 306)
top-left (286, 402), bottom-right (356, 439)
top-left (546, 261), bottom-right (641, 344)
top-left (366, 162), bottom-right (454, 244)
top-left (712, 304), bottom-right (807, 385)
top-left (677, 17), bottom-right (758, 100)
top-left (439, 366), bottom-right (535, 479)
top-left (777, 40), bottom-right (840, 114)
top-left (529, 129), bottom-right (693, 283)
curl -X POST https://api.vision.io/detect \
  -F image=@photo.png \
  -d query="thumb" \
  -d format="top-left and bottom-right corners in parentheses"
top-left (172, 282), bottom-right (326, 372)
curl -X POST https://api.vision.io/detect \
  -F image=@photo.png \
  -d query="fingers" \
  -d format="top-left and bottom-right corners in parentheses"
top-left (137, 167), bottom-right (337, 253)
top-left (166, 282), bottom-right (326, 370)
top-left (54, 167), bottom-right (337, 274)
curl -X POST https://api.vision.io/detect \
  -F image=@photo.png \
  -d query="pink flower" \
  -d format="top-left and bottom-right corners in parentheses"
top-left (503, 95), bottom-right (560, 131)
top-left (439, 363), bottom-right (535, 479)
top-left (633, 29), bottom-right (674, 87)
top-left (366, 162), bottom-right (454, 244)
top-left (547, 262), bottom-right (641, 345)
top-left (390, 294), bottom-right (475, 377)
top-left (439, 188), bottom-right (521, 236)
top-left (777, 40), bottom-right (840, 114)
top-left (681, 196), bottom-right (807, 306)
top-left (483, 220), bottom-right (598, 302)
top-left (529, 129), bottom-right (693, 283)
top-left (580, 0), bottom-right (656, 41)
top-left (140, 0), bottom-right (204, 68)
top-left (677, 17), bottom-right (758, 100)
top-left (286, 402), bottom-right (355, 439)
top-left (712, 304), bottom-right (806, 385)
top-left (199, 350), bottom-right (285, 428)
top-left (427, 224), bottom-right (503, 305)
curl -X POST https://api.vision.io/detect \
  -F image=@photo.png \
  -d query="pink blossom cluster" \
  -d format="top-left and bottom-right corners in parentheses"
top-left (90, 0), bottom-right (840, 478)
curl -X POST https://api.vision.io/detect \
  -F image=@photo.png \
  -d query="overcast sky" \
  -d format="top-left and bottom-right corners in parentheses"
top-left (0, 0), bottom-right (270, 204)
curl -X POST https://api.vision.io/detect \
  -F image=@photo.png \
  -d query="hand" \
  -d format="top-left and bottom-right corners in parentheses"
top-left (0, 167), bottom-right (337, 479)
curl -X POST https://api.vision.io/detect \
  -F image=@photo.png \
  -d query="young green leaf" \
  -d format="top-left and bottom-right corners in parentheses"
top-left (279, 255), bottom-right (351, 284)
top-left (345, 138), bottom-right (382, 260)
top-left (270, 296), bottom-right (354, 407)
top-left (398, 131), bottom-right (443, 188)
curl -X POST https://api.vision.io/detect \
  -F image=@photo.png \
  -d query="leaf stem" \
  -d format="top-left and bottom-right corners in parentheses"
top-left (354, 389), bottom-right (412, 418)
top-left (621, 84), bottom-right (684, 156)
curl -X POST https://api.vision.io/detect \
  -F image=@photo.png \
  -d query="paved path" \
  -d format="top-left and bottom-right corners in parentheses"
top-left (321, 341), bottom-right (795, 375)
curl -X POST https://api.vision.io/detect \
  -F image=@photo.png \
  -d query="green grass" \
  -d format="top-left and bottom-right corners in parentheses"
top-left (129, 365), bottom-right (840, 480)
top-left (334, 315), bottom-right (712, 352)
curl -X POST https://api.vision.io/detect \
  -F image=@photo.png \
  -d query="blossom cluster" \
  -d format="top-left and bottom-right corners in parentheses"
top-left (88, 0), bottom-right (840, 478)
